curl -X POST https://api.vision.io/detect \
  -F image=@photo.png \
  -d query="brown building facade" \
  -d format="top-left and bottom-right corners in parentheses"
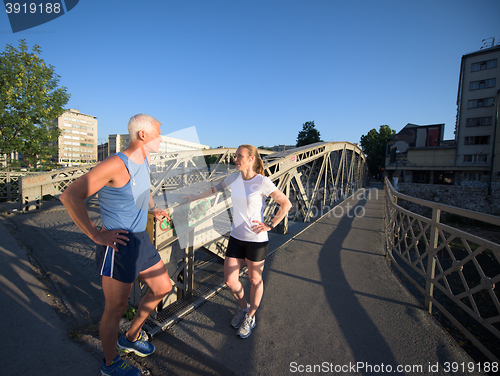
top-left (55, 109), bottom-right (98, 166)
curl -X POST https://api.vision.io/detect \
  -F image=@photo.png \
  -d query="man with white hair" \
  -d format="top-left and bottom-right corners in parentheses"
top-left (60, 114), bottom-right (171, 376)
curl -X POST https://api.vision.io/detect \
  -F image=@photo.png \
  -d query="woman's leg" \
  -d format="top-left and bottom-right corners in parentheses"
top-left (246, 259), bottom-right (265, 317)
top-left (224, 256), bottom-right (247, 308)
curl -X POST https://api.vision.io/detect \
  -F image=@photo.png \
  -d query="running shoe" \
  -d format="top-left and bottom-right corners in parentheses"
top-left (137, 329), bottom-right (149, 342)
top-left (101, 355), bottom-right (140, 376)
top-left (231, 303), bottom-right (250, 328)
top-left (237, 314), bottom-right (256, 339)
top-left (116, 332), bottom-right (155, 357)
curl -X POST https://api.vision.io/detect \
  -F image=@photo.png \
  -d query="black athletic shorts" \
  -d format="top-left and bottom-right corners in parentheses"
top-left (226, 236), bottom-right (268, 262)
top-left (95, 231), bottom-right (161, 283)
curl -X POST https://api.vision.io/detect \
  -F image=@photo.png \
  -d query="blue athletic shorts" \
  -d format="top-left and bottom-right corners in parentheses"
top-left (226, 236), bottom-right (268, 262)
top-left (95, 231), bottom-right (161, 283)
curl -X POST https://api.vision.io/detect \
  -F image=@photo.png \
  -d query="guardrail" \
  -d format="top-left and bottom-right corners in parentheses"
top-left (0, 171), bottom-right (24, 202)
top-left (384, 177), bottom-right (500, 362)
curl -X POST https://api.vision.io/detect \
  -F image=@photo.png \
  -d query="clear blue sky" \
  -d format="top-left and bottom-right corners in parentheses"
top-left (1, 0), bottom-right (499, 148)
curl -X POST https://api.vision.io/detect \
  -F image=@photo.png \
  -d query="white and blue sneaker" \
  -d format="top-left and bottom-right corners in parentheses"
top-left (237, 314), bottom-right (256, 339)
top-left (100, 355), bottom-right (140, 376)
top-left (116, 332), bottom-right (155, 357)
top-left (231, 303), bottom-right (250, 328)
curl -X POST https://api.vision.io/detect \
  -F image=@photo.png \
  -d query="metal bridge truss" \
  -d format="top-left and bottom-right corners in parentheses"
top-left (261, 142), bottom-right (368, 226)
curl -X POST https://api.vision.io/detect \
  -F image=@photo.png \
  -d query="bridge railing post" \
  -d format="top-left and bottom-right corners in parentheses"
top-left (424, 206), bottom-right (440, 313)
top-left (385, 179), bottom-right (397, 267)
top-left (6, 171), bottom-right (12, 201)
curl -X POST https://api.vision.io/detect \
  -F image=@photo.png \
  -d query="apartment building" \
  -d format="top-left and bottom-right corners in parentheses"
top-left (97, 142), bottom-right (109, 162)
top-left (455, 44), bottom-right (500, 183)
top-left (55, 109), bottom-right (98, 166)
top-left (385, 123), bottom-right (456, 184)
top-left (108, 133), bottom-right (130, 155)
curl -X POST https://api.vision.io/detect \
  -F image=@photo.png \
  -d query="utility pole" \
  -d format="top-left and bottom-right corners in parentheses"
top-left (488, 89), bottom-right (500, 195)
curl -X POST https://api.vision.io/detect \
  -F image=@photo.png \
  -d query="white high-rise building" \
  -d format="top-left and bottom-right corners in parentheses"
top-left (455, 44), bottom-right (500, 183)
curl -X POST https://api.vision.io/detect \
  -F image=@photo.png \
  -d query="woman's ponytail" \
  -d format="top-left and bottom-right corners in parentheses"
top-left (254, 156), bottom-right (264, 176)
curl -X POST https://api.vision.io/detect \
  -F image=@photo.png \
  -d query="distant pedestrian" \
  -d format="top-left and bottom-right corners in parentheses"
top-left (185, 144), bottom-right (291, 338)
top-left (60, 114), bottom-right (172, 376)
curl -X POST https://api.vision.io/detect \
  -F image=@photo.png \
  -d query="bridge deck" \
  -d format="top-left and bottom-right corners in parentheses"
top-left (0, 183), bottom-right (481, 375)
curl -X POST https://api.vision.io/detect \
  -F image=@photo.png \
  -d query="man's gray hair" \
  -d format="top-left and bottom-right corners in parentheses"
top-left (127, 114), bottom-right (160, 141)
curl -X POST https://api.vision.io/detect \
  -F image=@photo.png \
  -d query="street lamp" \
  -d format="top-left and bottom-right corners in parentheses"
top-left (392, 147), bottom-right (400, 188)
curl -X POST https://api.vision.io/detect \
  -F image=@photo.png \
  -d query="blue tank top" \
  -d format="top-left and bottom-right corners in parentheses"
top-left (98, 152), bottom-right (150, 232)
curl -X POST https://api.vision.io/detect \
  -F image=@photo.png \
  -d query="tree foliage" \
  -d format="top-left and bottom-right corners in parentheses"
top-left (204, 154), bottom-right (218, 167)
top-left (0, 39), bottom-right (70, 166)
top-left (359, 125), bottom-right (396, 176)
top-left (296, 121), bottom-right (323, 147)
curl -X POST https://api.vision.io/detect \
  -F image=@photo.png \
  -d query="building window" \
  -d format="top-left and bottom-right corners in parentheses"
top-left (463, 154), bottom-right (488, 163)
top-left (416, 173), bottom-right (428, 183)
top-left (464, 136), bottom-right (489, 145)
top-left (468, 97), bottom-right (495, 109)
top-left (469, 78), bottom-right (496, 90)
top-left (471, 59), bottom-right (497, 72)
top-left (464, 172), bottom-right (482, 181)
top-left (466, 116), bottom-right (493, 127)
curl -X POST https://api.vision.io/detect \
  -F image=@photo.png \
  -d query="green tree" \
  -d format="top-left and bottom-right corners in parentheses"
top-left (204, 154), bottom-right (218, 167)
top-left (296, 121), bottom-right (323, 147)
top-left (360, 125), bottom-right (396, 176)
top-left (0, 39), bottom-right (70, 167)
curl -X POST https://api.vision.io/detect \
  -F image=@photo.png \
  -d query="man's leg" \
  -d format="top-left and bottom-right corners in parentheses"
top-left (101, 276), bottom-right (133, 366)
top-left (126, 260), bottom-right (172, 341)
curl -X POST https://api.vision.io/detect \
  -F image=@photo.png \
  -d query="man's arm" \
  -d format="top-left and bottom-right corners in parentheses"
top-left (148, 192), bottom-right (169, 221)
top-left (59, 157), bottom-right (129, 251)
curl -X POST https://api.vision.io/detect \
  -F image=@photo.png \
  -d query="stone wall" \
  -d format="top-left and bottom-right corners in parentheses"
top-left (395, 182), bottom-right (500, 217)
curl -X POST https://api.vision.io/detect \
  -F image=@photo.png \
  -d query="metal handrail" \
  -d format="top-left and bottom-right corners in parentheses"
top-left (384, 177), bottom-right (500, 362)
top-left (0, 170), bottom-right (40, 202)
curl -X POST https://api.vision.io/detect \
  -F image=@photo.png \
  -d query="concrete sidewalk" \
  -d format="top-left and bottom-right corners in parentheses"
top-left (0, 184), bottom-right (482, 375)
top-left (0, 215), bottom-right (101, 375)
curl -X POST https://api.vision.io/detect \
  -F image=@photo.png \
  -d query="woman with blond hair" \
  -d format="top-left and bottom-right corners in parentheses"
top-left (186, 144), bottom-right (291, 338)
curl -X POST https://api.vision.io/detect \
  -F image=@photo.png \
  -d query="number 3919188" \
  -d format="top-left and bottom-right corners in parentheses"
top-left (5, 3), bottom-right (62, 14)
